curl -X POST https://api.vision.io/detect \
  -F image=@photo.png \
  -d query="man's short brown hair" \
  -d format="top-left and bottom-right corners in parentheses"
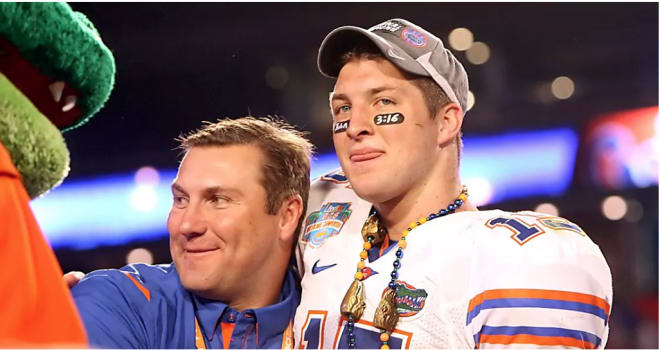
top-left (177, 116), bottom-right (314, 239)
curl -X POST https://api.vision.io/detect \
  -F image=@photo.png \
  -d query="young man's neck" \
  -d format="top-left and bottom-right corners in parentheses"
top-left (374, 165), bottom-right (477, 242)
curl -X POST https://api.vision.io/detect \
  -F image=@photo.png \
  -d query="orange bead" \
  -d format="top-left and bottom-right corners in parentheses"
top-left (380, 345), bottom-right (390, 350)
top-left (357, 261), bottom-right (365, 269)
top-left (363, 242), bottom-right (372, 250)
top-left (398, 240), bottom-right (407, 249)
top-left (360, 251), bottom-right (368, 259)
top-left (419, 217), bottom-right (427, 224)
top-left (380, 333), bottom-right (390, 342)
top-left (458, 193), bottom-right (467, 201)
top-left (354, 271), bottom-right (363, 280)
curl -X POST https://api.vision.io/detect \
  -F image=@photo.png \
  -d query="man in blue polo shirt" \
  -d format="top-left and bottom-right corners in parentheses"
top-left (71, 117), bottom-right (313, 348)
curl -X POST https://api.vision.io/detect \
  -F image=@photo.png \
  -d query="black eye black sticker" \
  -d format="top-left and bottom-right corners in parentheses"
top-left (374, 113), bottom-right (404, 126)
top-left (333, 120), bottom-right (349, 133)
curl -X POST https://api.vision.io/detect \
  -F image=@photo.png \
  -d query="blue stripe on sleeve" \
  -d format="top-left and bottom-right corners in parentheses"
top-left (466, 297), bottom-right (608, 325)
top-left (475, 325), bottom-right (601, 348)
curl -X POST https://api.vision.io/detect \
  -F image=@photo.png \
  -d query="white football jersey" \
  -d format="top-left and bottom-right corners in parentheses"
top-left (294, 169), bottom-right (612, 349)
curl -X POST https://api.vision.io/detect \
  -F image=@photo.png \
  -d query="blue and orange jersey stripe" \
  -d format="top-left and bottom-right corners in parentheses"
top-left (473, 325), bottom-right (601, 349)
top-left (466, 289), bottom-right (610, 326)
top-left (122, 271), bottom-right (151, 302)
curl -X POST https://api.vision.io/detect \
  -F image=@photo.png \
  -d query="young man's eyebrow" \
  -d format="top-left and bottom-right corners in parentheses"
top-left (368, 86), bottom-right (397, 95)
top-left (330, 86), bottom-right (398, 103)
top-left (330, 92), bottom-right (348, 103)
top-left (171, 183), bottom-right (187, 194)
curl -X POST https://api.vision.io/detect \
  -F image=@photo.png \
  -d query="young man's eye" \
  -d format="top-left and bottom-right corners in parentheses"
top-left (378, 98), bottom-right (394, 106)
top-left (173, 196), bottom-right (188, 207)
top-left (335, 105), bottom-right (351, 114)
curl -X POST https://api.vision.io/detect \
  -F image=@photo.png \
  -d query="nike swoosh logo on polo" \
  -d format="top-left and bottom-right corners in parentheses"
top-left (387, 48), bottom-right (406, 61)
top-left (311, 259), bottom-right (337, 274)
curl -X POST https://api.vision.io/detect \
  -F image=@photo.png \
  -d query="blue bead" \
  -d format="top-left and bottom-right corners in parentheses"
top-left (395, 249), bottom-right (403, 258)
top-left (429, 213), bottom-right (437, 219)
top-left (347, 324), bottom-right (354, 331)
top-left (455, 199), bottom-right (463, 206)
top-left (389, 281), bottom-right (397, 289)
top-left (448, 204), bottom-right (456, 211)
top-left (391, 271), bottom-right (398, 279)
top-left (368, 235), bottom-right (375, 242)
top-left (439, 209), bottom-right (447, 216)
top-left (393, 260), bottom-right (401, 269)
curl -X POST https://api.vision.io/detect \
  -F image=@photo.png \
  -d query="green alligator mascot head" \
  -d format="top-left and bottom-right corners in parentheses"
top-left (0, 2), bottom-right (115, 198)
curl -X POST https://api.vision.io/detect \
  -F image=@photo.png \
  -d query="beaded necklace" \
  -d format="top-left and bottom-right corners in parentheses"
top-left (340, 186), bottom-right (468, 349)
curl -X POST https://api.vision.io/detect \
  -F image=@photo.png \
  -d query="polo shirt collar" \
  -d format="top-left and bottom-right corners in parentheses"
top-left (252, 268), bottom-right (299, 342)
top-left (190, 268), bottom-right (299, 343)
top-left (192, 293), bottom-right (229, 341)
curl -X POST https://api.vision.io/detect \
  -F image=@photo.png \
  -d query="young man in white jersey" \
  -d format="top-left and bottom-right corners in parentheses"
top-left (294, 18), bottom-right (612, 349)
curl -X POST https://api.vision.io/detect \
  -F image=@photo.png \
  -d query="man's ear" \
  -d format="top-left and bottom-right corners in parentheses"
top-left (277, 194), bottom-right (304, 243)
top-left (435, 102), bottom-right (464, 147)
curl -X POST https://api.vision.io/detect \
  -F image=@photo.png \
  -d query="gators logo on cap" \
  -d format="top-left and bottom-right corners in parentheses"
top-left (382, 280), bottom-right (428, 317)
top-left (401, 28), bottom-right (426, 47)
top-left (301, 202), bottom-right (352, 247)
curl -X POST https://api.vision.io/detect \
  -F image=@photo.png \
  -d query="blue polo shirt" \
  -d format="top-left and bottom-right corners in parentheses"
top-left (71, 263), bottom-right (299, 349)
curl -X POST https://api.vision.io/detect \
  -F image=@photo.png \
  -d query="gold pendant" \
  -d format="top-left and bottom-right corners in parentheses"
top-left (340, 279), bottom-right (366, 319)
top-left (374, 288), bottom-right (399, 332)
top-left (361, 213), bottom-right (386, 245)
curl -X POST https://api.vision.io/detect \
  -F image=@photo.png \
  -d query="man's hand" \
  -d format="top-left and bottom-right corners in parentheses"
top-left (63, 271), bottom-right (85, 289)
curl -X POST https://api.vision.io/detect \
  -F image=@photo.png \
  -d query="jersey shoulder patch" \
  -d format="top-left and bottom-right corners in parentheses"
top-left (300, 202), bottom-right (353, 248)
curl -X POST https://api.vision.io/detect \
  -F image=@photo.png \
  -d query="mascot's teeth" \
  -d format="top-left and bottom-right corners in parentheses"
top-left (62, 95), bottom-right (77, 112)
top-left (49, 81), bottom-right (65, 102)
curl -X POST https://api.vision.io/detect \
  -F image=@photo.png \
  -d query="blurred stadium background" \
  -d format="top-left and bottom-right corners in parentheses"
top-left (31, 3), bottom-right (658, 348)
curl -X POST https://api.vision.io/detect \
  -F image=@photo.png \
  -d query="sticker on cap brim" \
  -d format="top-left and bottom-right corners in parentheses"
top-left (369, 21), bottom-right (403, 33)
top-left (401, 28), bottom-right (426, 48)
top-left (333, 120), bottom-right (349, 133)
top-left (374, 113), bottom-right (404, 126)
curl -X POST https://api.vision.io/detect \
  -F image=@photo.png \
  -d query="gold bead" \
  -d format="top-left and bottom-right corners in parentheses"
top-left (355, 271), bottom-right (363, 280)
top-left (341, 279), bottom-right (366, 319)
top-left (401, 230), bottom-right (408, 238)
top-left (374, 289), bottom-right (399, 332)
top-left (360, 251), bottom-right (368, 259)
top-left (357, 261), bottom-right (365, 269)
top-left (362, 214), bottom-right (386, 245)
top-left (381, 345), bottom-right (390, 350)
top-left (419, 217), bottom-right (427, 224)
top-left (363, 242), bottom-right (372, 250)
top-left (380, 333), bottom-right (390, 342)
top-left (398, 240), bottom-right (407, 249)
top-left (409, 221), bottom-right (417, 229)
top-left (458, 193), bottom-right (467, 201)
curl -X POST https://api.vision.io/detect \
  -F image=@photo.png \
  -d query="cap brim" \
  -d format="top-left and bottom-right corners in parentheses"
top-left (318, 26), bottom-right (427, 79)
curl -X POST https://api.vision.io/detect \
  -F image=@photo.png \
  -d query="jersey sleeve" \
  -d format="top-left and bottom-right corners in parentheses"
top-left (71, 269), bottom-right (152, 348)
top-left (467, 212), bottom-right (613, 349)
top-left (295, 171), bottom-right (342, 278)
